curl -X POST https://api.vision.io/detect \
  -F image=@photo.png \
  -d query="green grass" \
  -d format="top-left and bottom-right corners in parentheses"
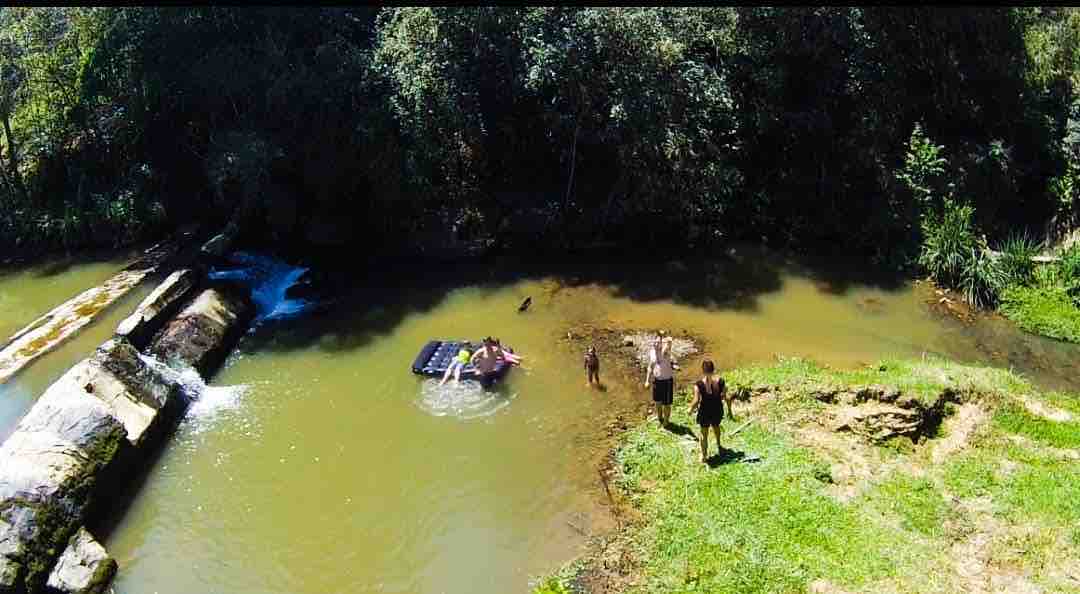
top-left (532, 577), bottom-right (572, 594)
top-left (727, 355), bottom-right (1032, 406)
top-left (615, 397), bottom-right (939, 593)
top-left (943, 449), bottom-right (1001, 499)
top-left (534, 357), bottom-right (1080, 594)
top-left (999, 284), bottom-right (1080, 344)
top-left (860, 473), bottom-right (952, 538)
top-left (993, 402), bottom-right (1080, 449)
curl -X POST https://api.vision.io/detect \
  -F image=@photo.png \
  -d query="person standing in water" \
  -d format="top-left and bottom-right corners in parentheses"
top-left (644, 336), bottom-right (675, 426)
top-left (471, 337), bottom-right (502, 389)
top-left (584, 345), bottom-right (601, 387)
top-left (688, 359), bottom-right (732, 463)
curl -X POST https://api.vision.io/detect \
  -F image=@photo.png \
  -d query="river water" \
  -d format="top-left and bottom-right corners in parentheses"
top-left (2, 247), bottom-right (1078, 593)
top-left (0, 253), bottom-right (152, 439)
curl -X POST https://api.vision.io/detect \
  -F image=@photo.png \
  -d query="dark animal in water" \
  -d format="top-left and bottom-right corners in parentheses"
top-left (518, 296), bottom-right (532, 312)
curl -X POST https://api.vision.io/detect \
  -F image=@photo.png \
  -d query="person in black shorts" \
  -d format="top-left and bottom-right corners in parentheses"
top-left (688, 359), bottom-right (732, 463)
top-left (470, 337), bottom-right (502, 390)
top-left (644, 336), bottom-right (675, 426)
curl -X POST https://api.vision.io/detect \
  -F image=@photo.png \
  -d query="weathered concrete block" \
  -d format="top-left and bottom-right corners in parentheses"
top-left (0, 386), bottom-right (126, 594)
top-left (45, 527), bottom-right (116, 594)
top-left (148, 287), bottom-right (253, 376)
top-left (115, 269), bottom-right (199, 350)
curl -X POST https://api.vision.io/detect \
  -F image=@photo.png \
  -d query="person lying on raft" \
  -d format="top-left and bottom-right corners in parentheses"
top-left (438, 345), bottom-right (473, 386)
top-left (492, 337), bottom-right (524, 366)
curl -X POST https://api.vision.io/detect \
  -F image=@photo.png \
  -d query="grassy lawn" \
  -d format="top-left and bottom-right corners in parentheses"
top-left (999, 284), bottom-right (1080, 344)
top-left (536, 357), bottom-right (1080, 594)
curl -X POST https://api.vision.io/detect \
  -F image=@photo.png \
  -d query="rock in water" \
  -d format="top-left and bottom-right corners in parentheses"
top-left (46, 528), bottom-right (116, 594)
top-left (115, 268), bottom-right (199, 351)
top-left (148, 287), bottom-right (254, 376)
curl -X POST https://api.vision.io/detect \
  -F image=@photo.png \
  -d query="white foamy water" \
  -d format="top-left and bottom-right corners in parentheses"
top-left (138, 353), bottom-right (250, 428)
top-left (415, 378), bottom-right (517, 420)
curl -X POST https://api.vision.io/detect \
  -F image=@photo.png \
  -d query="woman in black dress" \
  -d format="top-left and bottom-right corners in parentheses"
top-left (688, 359), bottom-right (731, 463)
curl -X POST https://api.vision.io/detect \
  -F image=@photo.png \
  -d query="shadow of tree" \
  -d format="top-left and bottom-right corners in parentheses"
top-left (226, 241), bottom-right (916, 359)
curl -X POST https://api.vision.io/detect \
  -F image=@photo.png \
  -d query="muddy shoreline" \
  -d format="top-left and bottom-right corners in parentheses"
top-left (552, 322), bottom-right (711, 594)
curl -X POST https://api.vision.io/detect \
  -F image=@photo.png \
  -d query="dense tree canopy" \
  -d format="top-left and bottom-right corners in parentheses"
top-left (1, 7), bottom-right (1079, 265)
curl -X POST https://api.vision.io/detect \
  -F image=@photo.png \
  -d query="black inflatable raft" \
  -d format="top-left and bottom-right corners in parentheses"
top-left (411, 340), bottom-right (511, 381)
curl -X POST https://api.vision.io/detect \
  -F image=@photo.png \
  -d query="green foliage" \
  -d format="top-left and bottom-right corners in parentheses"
top-left (0, 7), bottom-right (1076, 259)
top-left (1056, 243), bottom-right (1080, 302)
top-left (531, 577), bottom-right (571, 594)
top-left (996, 232), bottom-right (1041, 286)
top-left (1000, 284), bottom-right (1080, 343)
top-left (896, 123), bottom-right (950, 210)
top-left (918, 199), bottom-right (978, 288)
top-left (960, 244), bottom-right (1006, 309)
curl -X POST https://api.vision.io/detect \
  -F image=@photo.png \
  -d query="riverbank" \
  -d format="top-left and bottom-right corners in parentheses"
top-left (535, 354), bottom-right (1080, 594)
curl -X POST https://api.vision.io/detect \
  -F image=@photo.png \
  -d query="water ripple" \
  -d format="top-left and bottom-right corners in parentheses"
top-left (414, 379), bottom-right (516, 420)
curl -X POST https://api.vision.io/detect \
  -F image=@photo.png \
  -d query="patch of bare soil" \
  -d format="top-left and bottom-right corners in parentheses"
top-left (919, 281), bottom-right (978, 324)
top-left (932, 403), bottom-right (989, 464)
top-left (789, 419), bottom-right (924, 502)
top-left (1017, 395), bottom-right (1074, 422)
top-left (947, 496), bottom-right (1048, 594)
top-left (1005, 434), bottom-right (1080, 461)
top-left (808, 579), bottom-right (856, 594)
top-left (950, 495), bottom-right (1005, 594)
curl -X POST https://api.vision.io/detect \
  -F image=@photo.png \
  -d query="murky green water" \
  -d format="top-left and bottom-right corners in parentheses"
top-left (1, 247), bottom-right (1077, 593)
top-left (95, 250), bottom-right (1080, 594)
top-left (0, 253), bottom-right (152, 439)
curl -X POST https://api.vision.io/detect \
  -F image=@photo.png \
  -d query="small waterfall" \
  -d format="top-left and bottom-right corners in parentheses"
top-left (138, 353), bottom-right (249, 426)
top-left (208, 251), bottom-right (315, 324)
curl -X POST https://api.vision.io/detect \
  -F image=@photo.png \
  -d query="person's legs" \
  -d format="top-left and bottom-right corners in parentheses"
top-left (711, 424), bottom-right (723, 453)
top-left (699, 424), bottom-right (709, 462)
top-left (453, 364), bottom-right (462, 383)
top-left (439, 363), bottom-right (456, 385)
top-left (651, 380), bottom-right (664, 426)
top-left (662, 379), bottom-right (674, 424)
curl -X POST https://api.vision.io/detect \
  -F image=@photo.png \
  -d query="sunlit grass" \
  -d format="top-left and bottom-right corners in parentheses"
top-left (535, 356), bottom-right (1080, 594)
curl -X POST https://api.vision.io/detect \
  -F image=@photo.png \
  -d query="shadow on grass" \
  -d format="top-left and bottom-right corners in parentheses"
top-left (707, 447), bottom-right (748, 468)
top-left (664, 421), bottom-right (697, 439)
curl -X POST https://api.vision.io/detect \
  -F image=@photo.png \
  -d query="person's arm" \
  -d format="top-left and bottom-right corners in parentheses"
top-left (688, 383), bottom-right (701, 413)
top-left (722, 382), bottom-right (735, 421)
top-left (470, 349), bottom-right (482, 364)
top-left (644, 363), bottom-right (653, 387)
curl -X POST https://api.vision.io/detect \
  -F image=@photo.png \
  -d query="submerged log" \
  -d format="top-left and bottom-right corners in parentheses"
top-left (0, 271), bottom-right (253, 594)
top-left (0, 235), bottom-right (190, 385)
